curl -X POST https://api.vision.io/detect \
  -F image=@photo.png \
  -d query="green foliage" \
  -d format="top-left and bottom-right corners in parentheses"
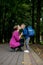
top-left (0, 0), bottom-right (43, 42)
top-left (0, 0), bottom-right (31, 42)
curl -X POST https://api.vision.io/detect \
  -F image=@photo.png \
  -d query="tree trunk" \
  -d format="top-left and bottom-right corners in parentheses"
top-left (36, 0), bottom-right (41, 43)
top-left (32, 0), bottom-right (35, 44)
top-left (2, 13), bottom-right (5, 43)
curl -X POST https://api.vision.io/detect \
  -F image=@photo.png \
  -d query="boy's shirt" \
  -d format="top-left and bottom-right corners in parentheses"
top-left (22, 28), bottom-right (29, 39)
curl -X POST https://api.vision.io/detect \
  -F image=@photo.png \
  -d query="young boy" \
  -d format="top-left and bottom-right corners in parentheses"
top-left (21, 24), bottom-right (30, 53)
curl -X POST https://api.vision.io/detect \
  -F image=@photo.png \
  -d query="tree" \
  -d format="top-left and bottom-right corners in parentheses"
top-left (0, 0), bottom-right (32, 42)
top-left (36, 0), bottom-right (41, 43)
top-left (31, 0), bottom-right (35, 44)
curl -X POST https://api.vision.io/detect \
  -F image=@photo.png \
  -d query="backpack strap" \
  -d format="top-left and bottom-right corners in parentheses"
top-left (26, 27), bottom-right (29, 36)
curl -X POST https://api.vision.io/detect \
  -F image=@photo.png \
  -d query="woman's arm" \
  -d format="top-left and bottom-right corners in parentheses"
top-left (19, 33), bottom-right (23, 39)
top-left (13, 31), bottom-right (23, 41)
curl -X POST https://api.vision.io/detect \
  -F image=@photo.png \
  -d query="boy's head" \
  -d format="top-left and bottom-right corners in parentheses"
top-left (21, 23), bottom-right (26, 29)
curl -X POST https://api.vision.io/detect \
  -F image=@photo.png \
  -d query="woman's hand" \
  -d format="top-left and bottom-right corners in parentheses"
top-left (19, 33), bottom-right (23, 38)
top-left (21, 33), bottom-right (23, 36)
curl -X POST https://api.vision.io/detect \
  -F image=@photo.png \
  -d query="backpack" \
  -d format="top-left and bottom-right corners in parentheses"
top-left (26, 26), bottom-right (35, 36)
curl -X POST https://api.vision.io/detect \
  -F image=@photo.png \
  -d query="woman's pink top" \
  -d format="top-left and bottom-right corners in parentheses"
top-left (9, 30), bottom-right (20, 48)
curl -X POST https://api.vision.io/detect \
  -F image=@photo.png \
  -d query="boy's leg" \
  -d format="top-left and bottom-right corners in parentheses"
top-left (25, 37), bottom-right (30, 50)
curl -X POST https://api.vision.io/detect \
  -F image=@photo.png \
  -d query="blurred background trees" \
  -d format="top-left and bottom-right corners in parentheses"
top-left (0, 0), bottom-right (43, 44)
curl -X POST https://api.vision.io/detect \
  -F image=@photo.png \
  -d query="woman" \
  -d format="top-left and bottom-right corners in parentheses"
top-left (9, 25), bottom-right (23, 51)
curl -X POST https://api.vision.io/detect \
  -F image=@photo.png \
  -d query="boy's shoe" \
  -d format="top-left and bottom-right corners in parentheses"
top-left (24, 50), bottom-right (29, 53)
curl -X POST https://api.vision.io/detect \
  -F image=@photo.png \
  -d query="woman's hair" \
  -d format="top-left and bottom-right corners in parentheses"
top-left (12, 25), bottom-right (18, 32)
top-left (13, 24), bottom-right (21, 31)
top-left (13, 25), bottom-right (18, 30)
